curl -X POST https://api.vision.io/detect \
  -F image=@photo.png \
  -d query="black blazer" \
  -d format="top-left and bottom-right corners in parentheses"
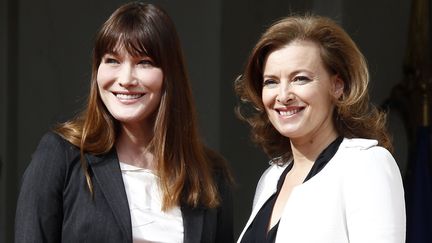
top-left (15, 132), bottom-right (234, 243)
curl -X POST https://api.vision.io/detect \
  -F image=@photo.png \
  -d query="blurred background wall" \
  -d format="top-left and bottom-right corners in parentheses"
top-left (0, 0), bottom-right (421, 242)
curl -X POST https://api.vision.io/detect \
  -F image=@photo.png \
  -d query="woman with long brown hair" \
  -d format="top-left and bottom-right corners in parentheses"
top-left (236, 15), bottom-right (405, 242)
top-left (15, 2), bottom-right (233, 242)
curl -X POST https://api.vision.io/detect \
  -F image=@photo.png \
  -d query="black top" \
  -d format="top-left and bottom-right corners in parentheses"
top-left (240, 136), bottom-right (344, 243)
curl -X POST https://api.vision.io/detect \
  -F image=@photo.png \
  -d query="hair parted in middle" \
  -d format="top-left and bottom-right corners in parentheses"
top-left (235, 14), bottom-right (392, 161)
top-left (55, 2), bottom-right (221, 210)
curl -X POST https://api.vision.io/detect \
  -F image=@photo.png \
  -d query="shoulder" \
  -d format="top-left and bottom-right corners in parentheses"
top-left (335, 137), bottom-right (403, 192)
top-left (37, 130), bottom-right (66, 148)
top-left (337, 138), bottom-right (397, 170)
top-left (36, 130), bottom-right (78, 154)
top-left (26, 131), bottom-right (80, 177)
top-left (38, 130), bottom-right (80, 157)
top-left (18, 132), bottom-right (78, 206)
top-left (204, 147), bottom-right (234, 185)
top-left (340, 137), bottom-right (378, 150)
top-left (335, 138), bottom-right (405, 240)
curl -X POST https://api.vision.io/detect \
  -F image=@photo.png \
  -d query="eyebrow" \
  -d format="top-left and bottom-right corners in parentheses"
top-left (103, 50), bottom-right (151, 59)
top-left (263, 69), bottom-right (314, 77)
top-left (103, 51), bottom-right (118, 57)
top-left (262, 74), bottom-right (278, 80)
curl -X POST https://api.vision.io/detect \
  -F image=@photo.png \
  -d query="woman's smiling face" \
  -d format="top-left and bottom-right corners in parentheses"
top-left (97, 47), bottom-right (163, 126)
top-left (261, 40), bottom-right (343, 143)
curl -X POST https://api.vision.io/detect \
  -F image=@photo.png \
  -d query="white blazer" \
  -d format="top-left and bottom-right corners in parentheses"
top-left (237, 138), bottom-right (406, 243)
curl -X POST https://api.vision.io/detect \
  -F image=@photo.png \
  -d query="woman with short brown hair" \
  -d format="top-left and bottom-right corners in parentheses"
top-left (236, 15), bottom-right (405, 243)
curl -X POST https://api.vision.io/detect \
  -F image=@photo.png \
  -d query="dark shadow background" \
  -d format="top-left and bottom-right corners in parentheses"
top-left (1, 0), bottom-right (423, 242)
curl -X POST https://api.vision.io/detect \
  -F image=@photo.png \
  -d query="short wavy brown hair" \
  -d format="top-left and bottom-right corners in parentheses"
top-left (235, 14), bottom-right (392, 160)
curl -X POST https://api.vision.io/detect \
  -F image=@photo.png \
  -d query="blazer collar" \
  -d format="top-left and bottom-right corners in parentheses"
top-left (86, 150), bottom-right (133, 242)
top-left (237, 163), bottom-right (289, 242)
top-left (253, 163), bottom-right (289, 214)
top-left (88, 151), bottom-right (206, 243)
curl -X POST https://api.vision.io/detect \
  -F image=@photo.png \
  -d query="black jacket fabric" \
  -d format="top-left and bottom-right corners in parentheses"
top-left (15, 131), bottom-right (234, 243)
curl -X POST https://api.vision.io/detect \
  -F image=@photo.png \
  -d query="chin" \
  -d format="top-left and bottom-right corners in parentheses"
top-left (111, 113), bottom-right (139, 122)
top-left (275, 126), bottom-right (303, 138)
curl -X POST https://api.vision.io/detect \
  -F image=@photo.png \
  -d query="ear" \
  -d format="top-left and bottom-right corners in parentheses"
top-left (331, 75), bottom-right (344, 99)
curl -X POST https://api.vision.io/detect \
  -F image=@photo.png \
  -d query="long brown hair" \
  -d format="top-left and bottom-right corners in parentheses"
top-left (235, 14), bottom-right (392, 160)
top-left (55, 2), bottom-right (221, 210)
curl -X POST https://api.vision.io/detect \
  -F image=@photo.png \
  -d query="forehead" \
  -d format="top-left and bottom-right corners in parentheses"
top-left (103, 35), bottom-right (149, 58)
top-left (264, 40), bottom-right (325, 73)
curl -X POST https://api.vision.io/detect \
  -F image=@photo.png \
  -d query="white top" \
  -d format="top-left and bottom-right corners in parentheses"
top-left (120, 162), bottom-right (184, 243)
top-left (237, 138), bottom-right (406, 243)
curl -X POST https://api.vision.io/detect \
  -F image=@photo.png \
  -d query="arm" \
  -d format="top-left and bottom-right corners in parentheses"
top-left (215, 170), bottom-right (234, 243)
top-left (15, 132), bottom-right (67, 243)
top-left (204, 147), bottom-right (235, 243)
top-left (343, 146), bottom-right (406, 243)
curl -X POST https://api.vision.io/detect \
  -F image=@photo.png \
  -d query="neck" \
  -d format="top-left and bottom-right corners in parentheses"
top-left (116, 121), bottom-right (155, 169)
top-left (290, 127), bottom-right (339, 167)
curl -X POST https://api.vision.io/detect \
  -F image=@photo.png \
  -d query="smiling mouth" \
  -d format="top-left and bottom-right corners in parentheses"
top-left (114, 93), bottom-right (145, 100)
top-left (277, 107), bottom-right (304, 116)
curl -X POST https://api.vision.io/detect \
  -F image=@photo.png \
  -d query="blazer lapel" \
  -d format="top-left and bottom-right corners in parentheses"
top-left (87, 151), bottom-right (132, 242)
top-left (238, 163), bottom-right (288, 241)
top-left (181, 204), bottom-right (204, 243)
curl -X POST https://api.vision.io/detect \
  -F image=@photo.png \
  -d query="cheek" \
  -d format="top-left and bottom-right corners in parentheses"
top-left (261, 89), bottom-right (274, 107)
top-left (137, 68), bottom-right (164, 89)
top-left (96, 66), bottom-right (108, 88)
top-left (297, 84), bottom-right (330, 105)
top-left (96, 64), bottom-right (117, 89)
top-left (309, 92), bottom-right (336, 112)
top-left (152, 73), bottom-right (164, 91)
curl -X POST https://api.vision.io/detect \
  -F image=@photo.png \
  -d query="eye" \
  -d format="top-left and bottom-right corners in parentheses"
top-left (263, 78), bottom-right (278, 88)
top-left (137, 58), bottom-right (155, 67)
top-left (102, 55), bottom-right (119, 64)
top-left (292, 76), bottom-right (312, 84)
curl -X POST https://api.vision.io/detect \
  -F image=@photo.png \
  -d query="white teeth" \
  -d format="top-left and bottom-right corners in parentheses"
top-left (116, 93), bottom-right (143, 99)
top-left (279, 108), bottom-right (301, 116)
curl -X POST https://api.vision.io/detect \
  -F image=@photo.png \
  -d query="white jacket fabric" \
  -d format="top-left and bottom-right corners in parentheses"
top-left (237, 138), bottom-right (406, 243)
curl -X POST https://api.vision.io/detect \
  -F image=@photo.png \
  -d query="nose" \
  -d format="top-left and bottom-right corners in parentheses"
top-left (276, 81), bottom-right (294, 104)
top-left (118, 65), bottom-right (138, 87)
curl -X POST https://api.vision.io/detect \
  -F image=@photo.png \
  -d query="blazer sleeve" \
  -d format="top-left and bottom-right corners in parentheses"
top-left (343, 146), bottom-right (406, 243)
top-left (215, 168), bottom-right (234, 243)
top-left (15, 132), bottom-right (68, 243)
top-left (204, 148), bottom-right (235, 243)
